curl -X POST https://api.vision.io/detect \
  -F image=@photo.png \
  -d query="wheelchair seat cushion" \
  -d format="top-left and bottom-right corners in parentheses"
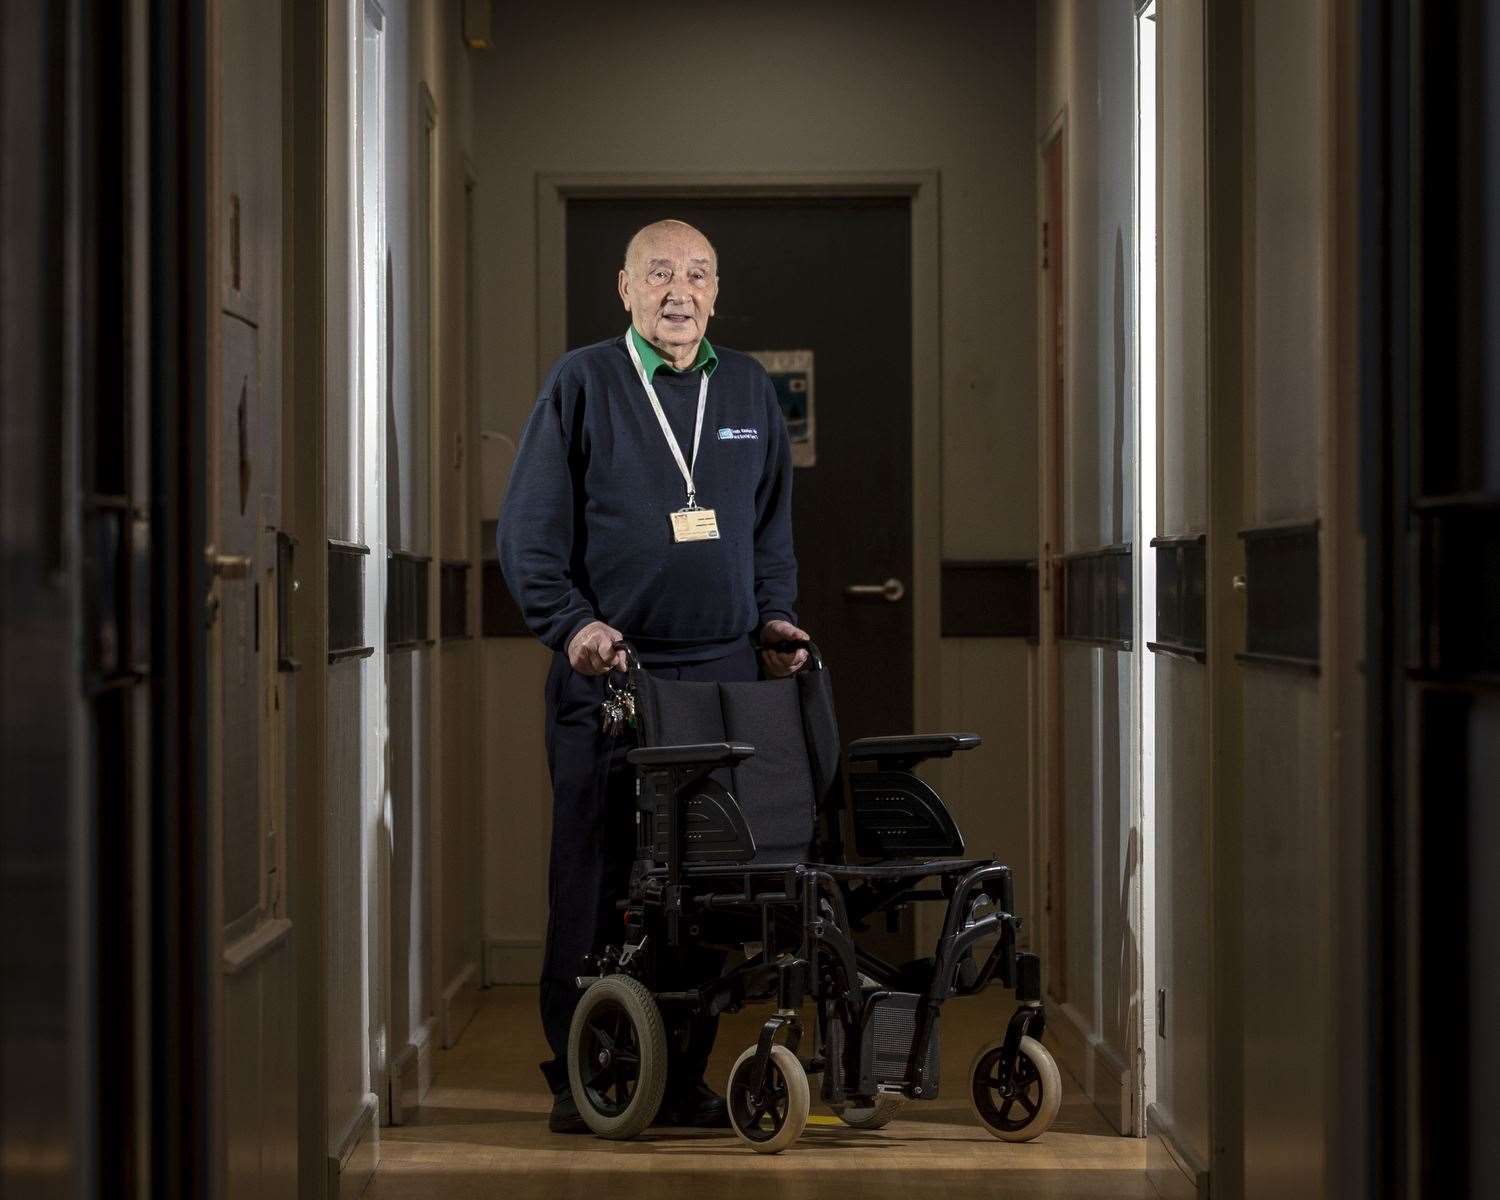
top-left (637, 669), bottom-right (841, 864)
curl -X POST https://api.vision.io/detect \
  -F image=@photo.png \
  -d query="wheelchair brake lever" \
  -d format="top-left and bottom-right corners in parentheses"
top-left (618, 934), bottom-right (649, 969)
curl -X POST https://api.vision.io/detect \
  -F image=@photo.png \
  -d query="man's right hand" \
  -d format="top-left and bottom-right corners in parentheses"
top-left (567, 620), bottom-right (627, 675)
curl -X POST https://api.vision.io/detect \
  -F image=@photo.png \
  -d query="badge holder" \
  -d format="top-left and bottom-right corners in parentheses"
top-left (669, 495), bottom-right (719, 543)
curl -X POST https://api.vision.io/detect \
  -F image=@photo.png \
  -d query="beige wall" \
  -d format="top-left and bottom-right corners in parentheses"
top-left (1034, 0), bottom-right (1140, 1137)
top-left (471, 0), bottom-right (1041, 978)
top-left (310, 0), bottom-right (480, 1187)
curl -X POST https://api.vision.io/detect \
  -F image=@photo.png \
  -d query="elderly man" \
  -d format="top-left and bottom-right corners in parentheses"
top-left (498, 219), bottom-right (810, 1133)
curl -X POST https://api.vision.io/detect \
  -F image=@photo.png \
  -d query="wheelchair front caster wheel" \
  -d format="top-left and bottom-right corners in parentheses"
top-left (567, 974), bottom-right (668, 1139)
top-left (969, 1034), bottom-right (1062, 1142)
top-left (727, 1043), bottom-right (809, 1153)
top-left (832, 1093), bottom-right (905, 1130)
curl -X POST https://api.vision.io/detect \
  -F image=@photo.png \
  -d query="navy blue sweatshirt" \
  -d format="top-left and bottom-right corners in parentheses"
top-left (497, 335), bottom-right (798, 664)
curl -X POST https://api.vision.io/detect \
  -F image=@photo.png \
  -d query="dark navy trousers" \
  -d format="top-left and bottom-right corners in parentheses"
top-left (538, 642), bottom-right (758, 1095)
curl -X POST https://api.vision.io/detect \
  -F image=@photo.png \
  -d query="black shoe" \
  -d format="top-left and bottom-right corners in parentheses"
top-left (548, 1088), bottom-right (590, 1134)
top-left (653, 1081), bottom-right (731, 1129)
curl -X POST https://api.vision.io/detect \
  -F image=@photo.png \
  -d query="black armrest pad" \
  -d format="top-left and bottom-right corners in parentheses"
top-left (847, 733), bottom-right (981, 763)
top-left (627, 741), bottom-right (755, 768)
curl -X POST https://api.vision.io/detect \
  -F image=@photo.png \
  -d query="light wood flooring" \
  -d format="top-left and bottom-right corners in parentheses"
top-left (367, 985), bottom-right (1151, 1199)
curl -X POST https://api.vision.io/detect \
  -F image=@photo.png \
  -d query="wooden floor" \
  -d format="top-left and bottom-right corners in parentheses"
top-left (367, 986), bottom-right (1151, 1199)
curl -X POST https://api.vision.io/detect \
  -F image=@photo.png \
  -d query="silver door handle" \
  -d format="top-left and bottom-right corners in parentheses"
top-left (844, 577), bottom-right (906, 603)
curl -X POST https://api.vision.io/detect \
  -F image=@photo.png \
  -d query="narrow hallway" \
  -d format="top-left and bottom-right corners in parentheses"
top-left (367, 987), bottom-right (1148, 1199)
top-left (3, 0), bottom-right (1495, 1197)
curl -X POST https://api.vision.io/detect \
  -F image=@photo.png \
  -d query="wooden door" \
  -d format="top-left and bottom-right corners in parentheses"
top-left (215, 0), bottom-right (297, 1192)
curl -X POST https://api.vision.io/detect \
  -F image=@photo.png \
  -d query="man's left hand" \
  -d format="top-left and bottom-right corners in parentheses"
top-left (759, 618), bottom-right (811, 678)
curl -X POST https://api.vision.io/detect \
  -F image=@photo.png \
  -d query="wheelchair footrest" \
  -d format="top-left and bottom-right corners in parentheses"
top-left (855, 991), bottom-right (941, 1096)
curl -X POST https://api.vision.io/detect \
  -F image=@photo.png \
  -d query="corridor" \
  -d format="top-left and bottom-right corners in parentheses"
top-left (2, 0), bottom-right (1496, 1198)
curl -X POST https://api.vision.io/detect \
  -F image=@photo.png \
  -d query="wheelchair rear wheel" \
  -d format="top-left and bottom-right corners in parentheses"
top-left (567, 974), bottom-right (668, 1139)
top-left (832, 1093), bottom-right (905, 1129)
top-left (968, 1034), bottom-right (1061, 1142)
top-left (726, 1043), bottom-right (810, 1154)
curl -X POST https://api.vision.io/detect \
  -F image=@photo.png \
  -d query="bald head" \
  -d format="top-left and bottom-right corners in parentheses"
top-left (623, 219), bottom-right (717, 275)
top-left (618, 219), bottom-right (720, 369)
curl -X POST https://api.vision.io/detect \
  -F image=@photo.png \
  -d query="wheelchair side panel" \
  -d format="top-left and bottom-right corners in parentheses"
top-left (848, 770), bottom-right (966, 858)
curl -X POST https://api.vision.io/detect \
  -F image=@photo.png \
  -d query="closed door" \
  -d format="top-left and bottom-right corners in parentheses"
top-left (215, 0), bottom-right (296, 1193)
top-left (565, 197), bottom-right (914, 745)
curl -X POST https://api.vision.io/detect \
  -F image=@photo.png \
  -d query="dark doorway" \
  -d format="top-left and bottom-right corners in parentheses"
top-left (565, 197), bottom-right (914, 745)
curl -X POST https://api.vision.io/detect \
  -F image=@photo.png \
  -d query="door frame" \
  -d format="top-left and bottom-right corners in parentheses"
top-left (1202, 1), bottom-right (1248, 1192)
top-left (534, 172), bottom-right (943, 753)
top-left (1035, 113), bottom-right (1068, 1008)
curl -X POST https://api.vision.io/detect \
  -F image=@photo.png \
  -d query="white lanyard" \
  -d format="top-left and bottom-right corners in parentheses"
top-left (625, 329), bottom-right (709, 510)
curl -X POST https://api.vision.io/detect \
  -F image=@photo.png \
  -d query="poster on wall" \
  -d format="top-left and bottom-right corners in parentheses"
top-left (748, 349), bottom-right (815, 468)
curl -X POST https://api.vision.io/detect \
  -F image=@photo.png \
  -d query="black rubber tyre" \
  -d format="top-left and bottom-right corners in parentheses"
top-left (726, 1044), bottom-right (810, 1154)
top-left (969, 1034), bottom-right (1062, 1142)
top-left (566, 974), bottom-right (668, 1139)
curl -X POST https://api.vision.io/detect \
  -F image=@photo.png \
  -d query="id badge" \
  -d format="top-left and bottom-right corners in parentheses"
top-left (670, 507), bottom-right (720, 542)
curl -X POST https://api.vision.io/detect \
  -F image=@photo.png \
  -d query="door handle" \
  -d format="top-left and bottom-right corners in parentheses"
top-left (206, 548), bottom-right (252, 580)
top-left (844, 577), bottom-right (906, 603)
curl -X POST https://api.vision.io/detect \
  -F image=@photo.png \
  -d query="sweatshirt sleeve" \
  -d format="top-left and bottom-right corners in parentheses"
top-left (497, 372), bottom-right (597, 653)
top-left (752, 375), bottom-right (799, 629)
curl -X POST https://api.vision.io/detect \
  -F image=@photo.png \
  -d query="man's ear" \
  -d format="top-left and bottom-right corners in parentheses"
top-left (617, 268), bottom-right (631, 312)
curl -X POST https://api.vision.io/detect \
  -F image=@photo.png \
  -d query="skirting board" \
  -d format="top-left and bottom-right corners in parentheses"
top-left (485, 936), bottom-right (542, 985)
top-left (441, 960), bottom-right (481, 1048)
top-left (1045, 999), bottom-right (1133, 1134)
top-left (387, 1019), bottom-right (436, 1126)
top-left (1147, 1103), bottom-right (1210, 1199)
top-left (327, 1092), bottom-right (379, 1200)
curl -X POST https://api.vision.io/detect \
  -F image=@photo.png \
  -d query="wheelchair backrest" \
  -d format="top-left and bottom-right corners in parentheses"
top-left (634, 665), bottom-right (841, 864)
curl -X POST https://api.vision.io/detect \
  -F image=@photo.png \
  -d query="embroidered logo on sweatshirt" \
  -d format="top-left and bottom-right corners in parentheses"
top-left (717, 427), bottom-right (759, 441)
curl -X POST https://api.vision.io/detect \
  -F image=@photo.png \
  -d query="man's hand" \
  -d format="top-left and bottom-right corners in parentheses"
top-left (759, 618), bottom-right (811, 678)
top-left (567, 620), bottom-right (627, 676)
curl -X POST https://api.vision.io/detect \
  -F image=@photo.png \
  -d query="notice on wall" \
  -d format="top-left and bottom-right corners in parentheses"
top-left (748, 349), bottom-right (815, 468)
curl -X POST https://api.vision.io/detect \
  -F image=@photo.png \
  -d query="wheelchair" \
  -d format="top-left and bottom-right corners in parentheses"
top-left (567, 642), bottom-right (1061, 1154)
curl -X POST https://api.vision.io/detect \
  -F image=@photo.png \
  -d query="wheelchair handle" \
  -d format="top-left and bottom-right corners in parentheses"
top-left (756, 637), bottom-right (824, 670)
top-left (609, 639), bottom-right (643, 679)
top-left (613, 637), bottom-right (824, 673)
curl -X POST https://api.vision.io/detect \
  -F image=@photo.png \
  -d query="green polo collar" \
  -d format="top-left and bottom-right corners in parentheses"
top-left (627, 325), bottom-right (718, 379)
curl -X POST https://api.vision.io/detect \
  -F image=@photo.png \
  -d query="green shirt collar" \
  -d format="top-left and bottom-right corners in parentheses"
top-left (627, 325), bottom-right (718, 379)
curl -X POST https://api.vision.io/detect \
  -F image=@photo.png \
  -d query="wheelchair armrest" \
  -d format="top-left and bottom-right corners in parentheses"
top-left (847, 733), bottom-right (980, 769)
top-left (631, 744), bottom-right (759, 874)
top-left (627, 741), bottom-right (755, 768)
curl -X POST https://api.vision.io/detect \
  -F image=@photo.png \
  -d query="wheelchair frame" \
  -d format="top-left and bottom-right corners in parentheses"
top-left (571, 643), bottom-right (1054, 1149)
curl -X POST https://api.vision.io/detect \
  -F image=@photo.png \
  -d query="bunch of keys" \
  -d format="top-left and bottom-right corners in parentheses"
top-left (600, 677), bottom-right (637, 737)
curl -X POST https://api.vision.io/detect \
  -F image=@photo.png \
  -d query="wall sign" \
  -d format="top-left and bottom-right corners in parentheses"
top-left (748, 349), bottom-right (815, 468)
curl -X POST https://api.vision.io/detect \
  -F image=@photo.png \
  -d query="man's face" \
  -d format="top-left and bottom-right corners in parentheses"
top-left (618, 225), bottom-right (719, 358)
